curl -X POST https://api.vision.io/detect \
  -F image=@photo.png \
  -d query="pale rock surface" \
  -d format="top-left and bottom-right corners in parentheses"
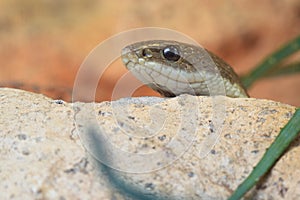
top-left (0, 88), bottom-right (299, 200)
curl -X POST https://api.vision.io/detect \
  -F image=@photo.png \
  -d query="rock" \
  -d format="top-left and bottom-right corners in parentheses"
top-left (0, 88), bottom-right (124, 200)
top-left (0, 88), bottom-right (299, 199)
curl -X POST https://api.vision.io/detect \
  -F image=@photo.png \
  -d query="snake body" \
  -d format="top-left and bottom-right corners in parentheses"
top-left (121, 40), bottom-right (249, 98)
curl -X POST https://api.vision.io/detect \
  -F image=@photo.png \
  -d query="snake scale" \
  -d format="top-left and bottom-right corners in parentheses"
top-left (121, 40), bottom-right (249, 98)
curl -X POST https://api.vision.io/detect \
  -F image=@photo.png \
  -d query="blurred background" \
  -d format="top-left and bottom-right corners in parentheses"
top-left (0, 0), bottom-right (299, 106)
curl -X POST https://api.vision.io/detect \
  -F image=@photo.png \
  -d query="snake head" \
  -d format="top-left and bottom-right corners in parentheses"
top-left (121, 40), bottom-right (249, 98)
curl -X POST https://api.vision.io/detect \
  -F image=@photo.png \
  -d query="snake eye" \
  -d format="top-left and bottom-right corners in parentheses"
top-left (162, 46), bottom-right (180, 62)
top-left (142, 48), bottom-right (153, 58)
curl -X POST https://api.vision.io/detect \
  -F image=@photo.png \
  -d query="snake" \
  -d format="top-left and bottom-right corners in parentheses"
top-left (121, 40), bottom-right (249, 98)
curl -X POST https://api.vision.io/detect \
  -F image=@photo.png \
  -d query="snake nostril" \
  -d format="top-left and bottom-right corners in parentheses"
top-left (142, 48), bottom-right (153, 58)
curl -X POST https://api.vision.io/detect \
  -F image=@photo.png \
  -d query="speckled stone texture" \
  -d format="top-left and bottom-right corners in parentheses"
top-left (0, 88), bottom-right (125, 200)
top-left (0, 88), bottom-right (299, 200)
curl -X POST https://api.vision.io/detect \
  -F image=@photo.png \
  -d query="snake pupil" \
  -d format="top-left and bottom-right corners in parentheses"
top-left (162, 46), bottom-right (180, 62)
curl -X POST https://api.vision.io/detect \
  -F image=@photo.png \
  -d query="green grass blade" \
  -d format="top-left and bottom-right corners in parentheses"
top-left (241, 36), bottom-right (300, 88)
top-left (228, 108), bottom-right (300, 200)
top-left (263, 61), bottom-right (300, 77)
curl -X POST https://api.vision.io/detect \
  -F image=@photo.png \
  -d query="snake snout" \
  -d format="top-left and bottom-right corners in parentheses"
top-left (121, 46), bottom-right (131, 57)
top-left (121, 46), bottom-right (139, 69)
top-left (121, 47), bottom-right (131, 64)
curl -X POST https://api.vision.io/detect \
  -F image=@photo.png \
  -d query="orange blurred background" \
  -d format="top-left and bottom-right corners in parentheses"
top-left (0, 0), bottom-right (299, 106)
